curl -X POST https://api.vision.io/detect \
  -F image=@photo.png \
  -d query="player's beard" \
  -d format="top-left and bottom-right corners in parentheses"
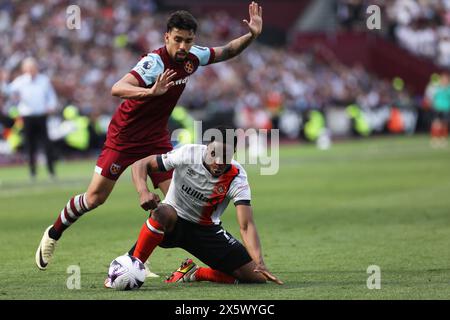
top-left (174, 50), bottom-right (187, 63)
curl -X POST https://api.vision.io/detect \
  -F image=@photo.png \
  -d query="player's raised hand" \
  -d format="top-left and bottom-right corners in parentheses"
top-left (254, 265), bottom-right (284, 285)
top-left (243, 2), bottom-right (262, 38)
top-left (139, 190), bottom-right (161, 211)
top-left (150, 69), bottom-right (176, 96)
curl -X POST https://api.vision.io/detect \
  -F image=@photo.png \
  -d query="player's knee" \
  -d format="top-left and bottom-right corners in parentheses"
top-left (232, 262), bottom-right (267, 284)
top-left (151, 204), bottom-right (177, 232)
top-left (252, 275), bottom-right (267, 284)
top-left (85, 190), bottom-right (109, 208)
top-left (236, 273), bottom-right (266, 284)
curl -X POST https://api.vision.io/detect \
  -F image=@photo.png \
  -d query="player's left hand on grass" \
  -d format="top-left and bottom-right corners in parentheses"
top-left (243, 1), bottom-right (263, 39)
top-left (254, 265), bottom-right (283, 285)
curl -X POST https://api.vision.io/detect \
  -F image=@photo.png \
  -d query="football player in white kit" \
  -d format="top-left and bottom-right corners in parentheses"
top-left (118, 127), bottom-right (282, 285)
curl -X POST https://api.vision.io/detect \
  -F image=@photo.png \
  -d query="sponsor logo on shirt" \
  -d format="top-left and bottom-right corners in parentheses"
top-left (181, 184), bottom-right (210, 203)
top-left (174, 76), bottom-right (189, 86)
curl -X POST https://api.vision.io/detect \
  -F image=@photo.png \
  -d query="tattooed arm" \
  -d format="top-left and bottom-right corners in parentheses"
top-left (212, 2), bottom-right (263, 63)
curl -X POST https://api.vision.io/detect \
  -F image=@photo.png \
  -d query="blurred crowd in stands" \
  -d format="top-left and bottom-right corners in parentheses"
top-left (336, 0), bottom-right (450, 67)
top-left (0, 0), bottom-right (447, 164)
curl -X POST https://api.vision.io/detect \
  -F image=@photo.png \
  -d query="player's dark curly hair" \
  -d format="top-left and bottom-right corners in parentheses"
top-left (208, 126), bottom-right (238, 151)
top-left (167, 10), bottom-right (198, 33)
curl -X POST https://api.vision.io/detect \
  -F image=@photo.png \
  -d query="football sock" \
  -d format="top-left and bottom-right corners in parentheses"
top-left (132, 218), bottom-right (164, 263)
top-left (128, 243), bottom-right (137, 256)
top-left (50, 193), bottom-right (91, 240)
top-left (127, 212), bottom-right (152, 255)
top-left (431, 121), bottom-right (441, 138)
top-left (442, 124), bottom-right (448, 138)
top-left (194, 267), bottom-right (237, 284)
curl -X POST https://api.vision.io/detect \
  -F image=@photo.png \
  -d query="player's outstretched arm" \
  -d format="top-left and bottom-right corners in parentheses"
top-left (212, 1), bottom-right (262, 63)
top-left (131, 156), bottom-right (161, 210)
top-left (236, 205), bottom-right (283, 285)
top-left (111, 69), bottom-right (176, 100)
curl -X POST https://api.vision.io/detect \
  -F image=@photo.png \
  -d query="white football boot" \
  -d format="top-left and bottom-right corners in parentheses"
top-left (145, 261), bottom-right (160, 278)
top-left (35, 226), bottom-right (57, 270)
top-left (104, 277), bottom-right (112, 289)
top-left (123, 252), bottom-right (159, 278)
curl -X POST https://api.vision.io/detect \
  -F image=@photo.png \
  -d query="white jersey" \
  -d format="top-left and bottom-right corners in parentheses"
top-left (3, 73), bottom-right (57, 116)
top-left (159, 144), bottom-right (251, 225)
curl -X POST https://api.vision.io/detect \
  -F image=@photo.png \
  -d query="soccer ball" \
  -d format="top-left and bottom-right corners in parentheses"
top-left (107, 255), bottom-right (146, 290)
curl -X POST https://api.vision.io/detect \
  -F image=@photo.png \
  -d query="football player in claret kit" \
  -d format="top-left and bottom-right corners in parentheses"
top-left (35, 2), bottom-right (263, 271)
top-left (105, 127), bottom-right (283, 286)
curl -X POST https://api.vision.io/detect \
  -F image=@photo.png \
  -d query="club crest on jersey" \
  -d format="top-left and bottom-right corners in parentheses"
top-left (110, 163), bottom-right (121, 175)
top-left (213, 183), bottom-right (227, 195)
top-left (184, 60), bottom-right (194, 74)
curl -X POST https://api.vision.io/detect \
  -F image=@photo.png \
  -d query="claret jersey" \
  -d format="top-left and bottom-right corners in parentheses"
top-left (158, 144), bottom-right (251, 225)
top-left (105, 45), bottom-right (215, 154)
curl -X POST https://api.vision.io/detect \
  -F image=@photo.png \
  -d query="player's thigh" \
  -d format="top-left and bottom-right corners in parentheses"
top-left (184, 225), bottom-right (253, 275)
top-left (85, 172), bottom-right (116, 207)
top-left (232, 260), bottom-right (266, 284)
top-left (159, 214), bottom-right (187, 249)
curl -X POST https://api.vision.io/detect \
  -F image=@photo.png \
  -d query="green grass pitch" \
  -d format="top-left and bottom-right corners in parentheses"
top-left (0, 135), bottom-right (449, 300)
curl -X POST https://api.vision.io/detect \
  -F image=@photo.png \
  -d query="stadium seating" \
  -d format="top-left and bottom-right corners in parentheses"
top-left (0, 0), bottom-right (429, 163)
top-left (335, 0), bottom-right (450, 67)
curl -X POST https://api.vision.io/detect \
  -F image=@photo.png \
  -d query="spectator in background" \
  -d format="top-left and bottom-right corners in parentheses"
top-left (0, 1), bottom-right (418, 147)
top-left (387, 0), bottom-right (450, 66)
top-left (0, 57), bottom-right (58, 180)
top-left (437, 31), bottom-right (450, 66)
top-left (430, 72), bottom-right (450, 148)
top-left (336, 0), bottom-right (365, 30)
top-left (336, 0), bottom-right (450, 67)
top-left (0, 102), bottom-right (14, 129)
